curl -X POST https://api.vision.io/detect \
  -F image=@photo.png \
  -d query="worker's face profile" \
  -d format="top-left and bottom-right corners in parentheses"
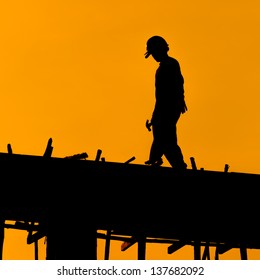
top-left (151, 49), bottom-right (164, 62)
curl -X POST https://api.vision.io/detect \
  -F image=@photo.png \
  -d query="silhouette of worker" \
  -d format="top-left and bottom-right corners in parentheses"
top-left (144, 35), bottom-right (188, 170)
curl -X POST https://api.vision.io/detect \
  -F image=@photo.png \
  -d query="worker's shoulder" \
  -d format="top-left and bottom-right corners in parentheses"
top-left (167, 56), bottom-right (180, 66)
top-left (162, 56), bottom-right (181, 71)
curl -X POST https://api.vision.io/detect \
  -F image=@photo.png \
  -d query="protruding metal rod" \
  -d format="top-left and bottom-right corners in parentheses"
top-left (7, 143), bottom-right (12, 154)
top-left (124, 156), bottom-right (135, 164)
top-left (43, 138), bottom-right (53, 157)
top-left (224, 164), bottom-right (229, 173)
top-left (95, 149), bottom-right (102, 161)
top-left (190, 157), bottom-right (197, 171)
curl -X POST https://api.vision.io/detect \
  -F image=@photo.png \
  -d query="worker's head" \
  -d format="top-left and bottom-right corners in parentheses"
top-left (144, 36), bottom-right (169, 61)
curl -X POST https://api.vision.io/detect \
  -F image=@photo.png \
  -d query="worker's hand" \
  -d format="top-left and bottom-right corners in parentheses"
top-left (181, 100), bottom-right (188, 114)
top-left (145, 120), bottom-right (152, 131)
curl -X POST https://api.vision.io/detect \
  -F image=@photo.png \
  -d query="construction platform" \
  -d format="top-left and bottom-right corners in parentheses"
top-left (1, 148), bottom-right (260, 260)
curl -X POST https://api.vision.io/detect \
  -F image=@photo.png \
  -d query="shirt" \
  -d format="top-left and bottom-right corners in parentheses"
top-left (152, 56), bottom-right (186, 123)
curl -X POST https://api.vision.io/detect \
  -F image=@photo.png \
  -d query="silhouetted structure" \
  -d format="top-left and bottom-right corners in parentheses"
top-left (1, 148), bottom-right (260, 260)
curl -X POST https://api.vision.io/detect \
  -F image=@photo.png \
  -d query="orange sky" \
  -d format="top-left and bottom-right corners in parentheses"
top-left (1, 0), bottom-right (260, 260)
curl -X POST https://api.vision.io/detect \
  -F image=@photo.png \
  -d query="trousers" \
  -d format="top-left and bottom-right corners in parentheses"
top-left (148, 113), bottom-right (186, 168)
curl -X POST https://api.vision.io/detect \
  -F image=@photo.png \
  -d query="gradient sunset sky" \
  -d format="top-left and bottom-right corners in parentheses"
top-left (1, 0), bottom-right (260, 260)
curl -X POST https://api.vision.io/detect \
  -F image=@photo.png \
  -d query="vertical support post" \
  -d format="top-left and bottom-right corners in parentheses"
top-left (240, 246), bottom-right (248, 260)
top-left (46, 209), bottom-right (97, 260)
top-left (34, 240), bottom-right (39, 260)
top-left (193, 240), bottom-right (201, 260)
top-left (104, 229), bottom-right (111, 260)
top-left (25, 222), bottom-right (39, 260)
top-left (202, 242), bottom-right (210, 260)
top-left (0, 219), bottom-right (4, 260)
top-left (137, 233), bottom-right (146, 260)
top-left (215, 244), bottom-right (219, 260)
top-left (29, 222), bottom-right (39, 260)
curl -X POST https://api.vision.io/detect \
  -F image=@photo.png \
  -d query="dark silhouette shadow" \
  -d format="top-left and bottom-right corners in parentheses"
top-left (1, 37), bottom-right (260, 261)
top-left (1, 143), bottom-right (260, 260)
top-left (144, 35), bottom-right (187, 170)
top-left (0, 138), bottom-right (54, 260)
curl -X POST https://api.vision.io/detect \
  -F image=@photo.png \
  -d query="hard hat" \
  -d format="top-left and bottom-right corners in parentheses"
top-left (144, 36), bottom-right (169, 58)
